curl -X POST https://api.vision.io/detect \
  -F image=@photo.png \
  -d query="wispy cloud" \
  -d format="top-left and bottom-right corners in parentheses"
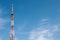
top-left (29, 29), bottom-right (54, 40)
top-left (38, 18), bottom-right (50, 27)
top-left (0, 8), bottom-right (10, 30)
top-left (0, 37), bottom-right (2, 40)
top-left (52, 25), bottom-right (59, 32)
top-left (29, 18), bottom-right (59, 40)
top-left (0, 18), bottom-right (9, 30)
top-left (29, 26), bottom-right (59, 40)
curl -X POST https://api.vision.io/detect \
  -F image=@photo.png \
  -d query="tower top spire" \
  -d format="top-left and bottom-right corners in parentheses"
top-left (11, 4), bottom-right (14, 12)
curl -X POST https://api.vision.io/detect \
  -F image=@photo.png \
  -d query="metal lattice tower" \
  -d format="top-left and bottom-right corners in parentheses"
top-left (10, 4), bottom-right (15, 40)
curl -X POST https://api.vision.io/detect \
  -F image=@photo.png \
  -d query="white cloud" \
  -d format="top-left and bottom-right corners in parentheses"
top-left (0, 18), bottom-right (9, 30)
top-left (38, 18), bottom-right (50, 27)
top-left (29, 29), bottom-right (54, 40)
top-left (29, 18), bottom-right (59, 40)
top-left (41, 19), bottom-right (48, 22)
top-left (52, 25), bottom-right (59, 32)
top-left (0, 37), bottom-right (2, 40)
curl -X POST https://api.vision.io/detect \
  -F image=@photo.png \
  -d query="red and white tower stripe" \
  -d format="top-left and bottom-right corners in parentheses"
top-left (10, 4), bottom-right (15, 40)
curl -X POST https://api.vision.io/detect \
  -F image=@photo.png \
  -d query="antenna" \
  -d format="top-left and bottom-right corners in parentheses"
top-left (11, 4), bottom-right (14, 14)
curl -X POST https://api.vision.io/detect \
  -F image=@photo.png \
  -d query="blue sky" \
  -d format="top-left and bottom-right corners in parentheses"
top-left (0, 0), bottom-right (60, 40)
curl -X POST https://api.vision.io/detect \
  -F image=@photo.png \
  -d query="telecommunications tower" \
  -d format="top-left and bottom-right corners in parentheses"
top-left (10, 4), bottom-right (15, 40)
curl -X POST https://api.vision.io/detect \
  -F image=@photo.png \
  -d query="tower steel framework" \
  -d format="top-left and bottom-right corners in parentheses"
top-left (10, 4), bottom-right (15, 40)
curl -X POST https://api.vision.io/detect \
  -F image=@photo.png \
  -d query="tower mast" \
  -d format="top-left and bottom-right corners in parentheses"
top-left (10, 4), bottom-right (15, 40)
